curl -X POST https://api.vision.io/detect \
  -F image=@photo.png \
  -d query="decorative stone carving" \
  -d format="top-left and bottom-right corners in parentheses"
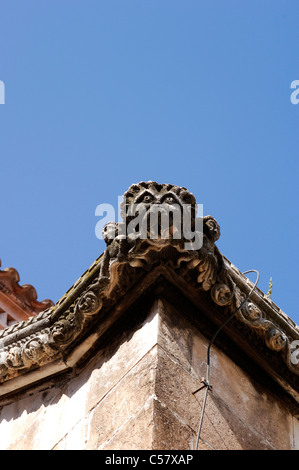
top-left (234, 297), bottom-right (298, 373)
top-left (5, 346), bottom-right (24, 369)
top-left (50, 319), bottom-right (75, 346)
top-left (99, 182), bottom-right (230, 297)
top-left (120, 181), bottom-right (197, 226)
top-left (74, 277), bottom-right (110, 319)
top-left (0, 360), bottom-right (8, 378)
top-left (0, 312), bottom-right (82, 381)
top-left (265, 328), bottom-right (287, 352)
top-left (23, 335), bottom-right (48, 362)
top-left (0, 181), bottom-right (297, 387)
top-left (75, 291), bottom-right (101, 316)
top-left (240, 301), bottom-right (264, 326)
top-left (211, 283), bottom-right (234, 306)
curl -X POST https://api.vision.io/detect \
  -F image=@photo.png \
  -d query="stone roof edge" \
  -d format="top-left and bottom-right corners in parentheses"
top-left (223, 256), bottom-right (299, 336)
top-left (0, 253), bottom-right (103, 346)
top-left (0, 247), bottom-right (298, 401)
top-left (0, 253), bottom-right (297, 350)
top-left (0, 181), bottom-right (297, 401)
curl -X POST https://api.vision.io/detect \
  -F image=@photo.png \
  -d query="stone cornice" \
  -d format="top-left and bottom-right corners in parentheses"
top-left (0, 182), bottom-right (298, 404)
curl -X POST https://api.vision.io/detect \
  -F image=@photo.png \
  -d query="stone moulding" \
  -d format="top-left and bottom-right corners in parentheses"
top-left (0, 181), bottom-right (298, 403)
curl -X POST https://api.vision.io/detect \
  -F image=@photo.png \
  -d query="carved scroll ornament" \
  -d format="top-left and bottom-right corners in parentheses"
top-left (236, 299), bottom-right (298, 374)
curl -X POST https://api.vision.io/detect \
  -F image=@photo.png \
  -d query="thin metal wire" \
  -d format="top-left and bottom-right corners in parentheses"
top-left (194, 269), bottom-right (260, 450)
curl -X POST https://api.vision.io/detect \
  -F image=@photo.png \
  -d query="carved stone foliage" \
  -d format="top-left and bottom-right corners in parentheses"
top-left (236, 299), bottom-right (298, 374)
top-left (0, 309), bottom-right (82, 380)
top-left (0, 181), bottom-right (298, 384)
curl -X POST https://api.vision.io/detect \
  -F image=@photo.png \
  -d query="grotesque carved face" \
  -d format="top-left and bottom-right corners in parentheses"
top-left (23, 338), bottom-right (44, 362)
top-left (121, 181), bottom-right (196, 215)
top-left (51, 319), bottom-right (73, 345)
top-left (6, 346), bottom-right (23, 368)
top-left (102, 221), bottom-right (118, 244)
top-left (120, 181), bottom-right (198, 239)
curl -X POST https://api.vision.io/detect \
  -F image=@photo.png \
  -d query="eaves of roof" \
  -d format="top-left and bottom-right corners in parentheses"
top-left (0, 182), bottom-right (297, 408)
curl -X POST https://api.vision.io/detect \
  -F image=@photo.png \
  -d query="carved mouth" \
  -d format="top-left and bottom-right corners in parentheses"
top-left (135, 205), bottom-right (184, 240)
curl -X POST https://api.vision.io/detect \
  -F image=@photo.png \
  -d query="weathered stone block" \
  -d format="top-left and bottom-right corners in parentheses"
top-left (0, 297), bottom-right (297, 450)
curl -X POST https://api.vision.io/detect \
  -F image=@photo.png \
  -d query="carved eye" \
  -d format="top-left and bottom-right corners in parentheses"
top-left (164, 196), bottom-right (175, 203)
top-left (139, 192), bottom-right (154, 203)
top-left (161, 194), bottom-right (176, 204)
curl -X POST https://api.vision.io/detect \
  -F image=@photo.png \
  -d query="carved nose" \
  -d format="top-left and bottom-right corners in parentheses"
top-left (148, 204), bottom-right (168, 215)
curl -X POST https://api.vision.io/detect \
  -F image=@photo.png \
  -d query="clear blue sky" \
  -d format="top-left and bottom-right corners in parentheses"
top-left (0, 1), bottom-right (298, 324)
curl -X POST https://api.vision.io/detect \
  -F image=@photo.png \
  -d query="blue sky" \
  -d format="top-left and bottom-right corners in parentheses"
top-left (0, 1), bottom-right (298, 324)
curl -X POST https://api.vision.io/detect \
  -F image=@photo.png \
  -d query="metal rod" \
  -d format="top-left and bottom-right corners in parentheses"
top-left (194, 269), bottom-right (259, 450)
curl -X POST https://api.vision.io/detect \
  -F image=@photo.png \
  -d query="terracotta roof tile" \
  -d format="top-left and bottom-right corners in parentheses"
top-left (0, 259), bottom-right (54, 329)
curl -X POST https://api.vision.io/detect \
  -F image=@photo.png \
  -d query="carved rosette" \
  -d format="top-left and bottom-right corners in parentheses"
top-left (23, 336), bottom-right (48, 362)
top-left (211, 283), bottom-right (234, 306)
top-left (75, 291), bottom-right (102, 317)
top-left (240, 301), bottom-right (264, 326)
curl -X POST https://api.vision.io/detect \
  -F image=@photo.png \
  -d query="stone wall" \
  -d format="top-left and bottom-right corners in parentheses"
top-left (0, 298), bottom-right (297, 450)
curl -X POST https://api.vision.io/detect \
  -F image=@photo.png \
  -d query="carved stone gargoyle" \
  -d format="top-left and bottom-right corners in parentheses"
top-left (99, 181), bottom-right (231, 297)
